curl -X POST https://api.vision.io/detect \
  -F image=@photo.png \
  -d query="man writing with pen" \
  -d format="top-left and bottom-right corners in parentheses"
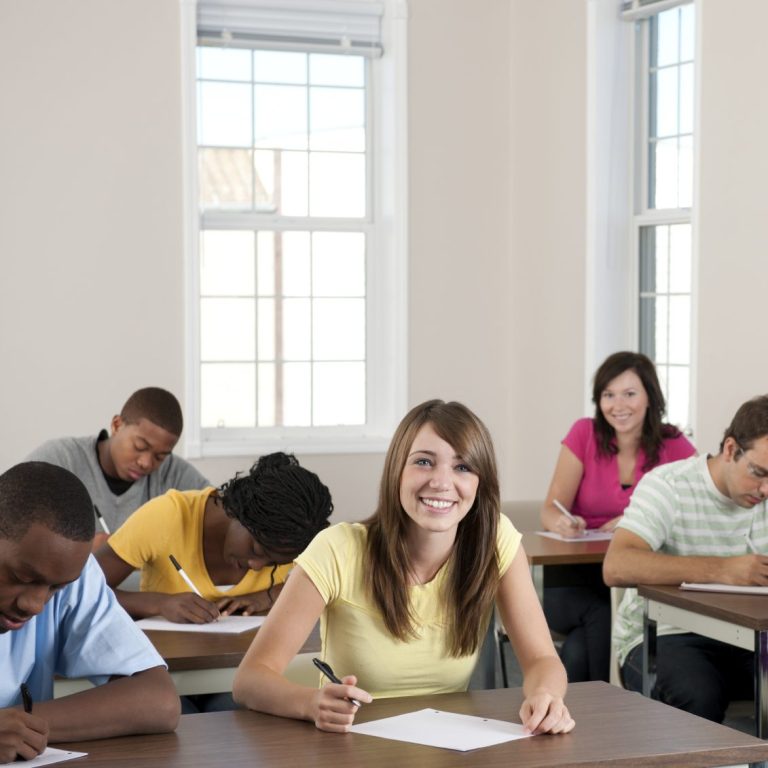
top-left (0, 462), bottom-right (179, 762)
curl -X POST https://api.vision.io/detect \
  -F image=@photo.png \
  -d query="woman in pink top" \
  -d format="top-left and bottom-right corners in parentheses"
top-left (540, 351), bottom-right (695, 682)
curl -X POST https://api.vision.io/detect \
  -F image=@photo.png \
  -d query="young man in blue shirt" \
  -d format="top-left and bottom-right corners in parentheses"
top-left (0, 461), bottom-right (179, 762)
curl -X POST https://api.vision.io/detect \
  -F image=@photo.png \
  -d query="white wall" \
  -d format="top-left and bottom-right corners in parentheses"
top-left (694, 0), bottom-right (768, 454)
top-left (0, 0), bottom-right (764, 521)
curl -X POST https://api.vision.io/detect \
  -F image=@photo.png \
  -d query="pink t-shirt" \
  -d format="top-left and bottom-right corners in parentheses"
top-left (562, 417), bottom-right (696, 529)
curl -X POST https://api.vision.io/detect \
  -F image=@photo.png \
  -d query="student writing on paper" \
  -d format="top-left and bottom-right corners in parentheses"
top-left (95, 453), bottom-right (332, 622)
top-left (25, 387), bottom-right (209, 548)
top-left (95, 452), bottom-right (333, 713)
top-left (0, 462), bottom-right (179, 763)
top-left (539, 352), bottom-right (695, 683)
top-left (233, 400), bottom-right (574, 735)
top-left (604, 395), bottom-right (768, 724)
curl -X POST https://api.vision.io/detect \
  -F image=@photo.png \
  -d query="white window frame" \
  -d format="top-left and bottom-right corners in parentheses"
top-left (586, 1), bottom-right (696, 428)
top-left (179, 0), bottom-right (409, 457)
top-left (628, 0), bottom-right (696, 434)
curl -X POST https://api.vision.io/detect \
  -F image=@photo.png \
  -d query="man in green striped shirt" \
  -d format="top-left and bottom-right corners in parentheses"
top-left (604, 395), bottom-right (768, 723)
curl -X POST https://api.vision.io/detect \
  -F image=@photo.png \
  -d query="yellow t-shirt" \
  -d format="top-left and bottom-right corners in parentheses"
top-left (108, 487), bottom-right (291, 598)
top-left (296, 514), bottom-right (521, 699)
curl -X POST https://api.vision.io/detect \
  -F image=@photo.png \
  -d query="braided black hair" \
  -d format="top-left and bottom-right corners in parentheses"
top-left (218, 452), bottom-right (332, 555)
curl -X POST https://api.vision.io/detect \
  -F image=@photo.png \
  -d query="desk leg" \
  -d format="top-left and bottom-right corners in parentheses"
top-left (642, 601), bottom-right (657, 698)
top-left (757, 629), bottom-right (768, 740)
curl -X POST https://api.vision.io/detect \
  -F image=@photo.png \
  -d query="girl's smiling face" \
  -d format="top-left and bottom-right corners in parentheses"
top-left (399, 422), bottom-right (479, 538)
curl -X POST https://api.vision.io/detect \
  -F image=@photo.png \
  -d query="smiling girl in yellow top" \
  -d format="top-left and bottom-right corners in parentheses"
top-left (233, 400), bottom-right (574, 735)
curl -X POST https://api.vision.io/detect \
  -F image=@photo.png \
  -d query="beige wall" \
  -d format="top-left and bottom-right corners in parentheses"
top-left (0, 0), bottom-right (764, 521)
top-left (694, 0), bottom-right (768, 454)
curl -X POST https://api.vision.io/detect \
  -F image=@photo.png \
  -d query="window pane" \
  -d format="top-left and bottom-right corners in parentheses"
top-left (198, 82), bottom-right (252, 147)
top-left (639, 297), bottom-right (656, 359)
top-left (669, 224), bottom-right (692, 292)
top-left (254, 50), bottom-right (307, 85)
top-left (668, 296), bottom-right (691, 365)
top-left (310, 153), bottom-right (365, 217)
top-left (200, 230), bottom-right (254, 295)
top-left (254, 84), bottom-right (307, 150)
top-left (678, 135), bottom-right (693, 208)
top-left (279, 151), bottom-right (309, 216)
top-left (257, 298), bottom-right (275, 361)
top-left (313, 362), bottom-right (365, 425)
top-left (680, 5), bottom-right (695, 62)
top-left (282, 298), bottom-right (311, 359)
top-left (257, 231), bottom-right (275, 296)
top-left (651, 137), bottom-right (678, 209)
top-left (252, 150), bottom-right (309, 215)
top-left (199, 148), bottom-right (252, 209)
top-left (202, 363), bottom-right (255, 428)
top-left (667, 365), bottom-right (690, 429)
top-left (679, 63), bottom-right (694, 135)
top-left (201, 298), bottom-right (254, 361)
top-left (282, 232), bottom-right (311, 296)
top-left (283, 362), bottom-right (311, 426)
top-left (198, 47), bottom-right (251, 82)
top-left (310, 54), bottom-right (364, 87)
top-left (655, 9), bottom-right (680, 68)
top-left (313, 232), bottom-right (365, 297)
top-left (654, 296), bottom-right (669, 364)
top-left (257, 362), bottom-right (276, 427)
top-left (313, 298), bottom-right (365, 360)
top-left (653, 67), bottom-right (678, 138)
top-left (310, 87), bottom-right (365, 152)
top-left (654, 226), bottom-right (670, 293)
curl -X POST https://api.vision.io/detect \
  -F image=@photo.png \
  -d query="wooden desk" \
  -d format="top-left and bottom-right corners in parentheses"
top-left (521, 531), bottom-right (611, 567)
top-left (55, 625), bottom-right (321, 698)
top-left (58, 682), bottom-right (768, 767)
top-left (639, 584), bottom-right (768, 738)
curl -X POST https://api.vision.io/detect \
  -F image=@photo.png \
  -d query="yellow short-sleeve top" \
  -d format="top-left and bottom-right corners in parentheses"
top-left (108, 487), bottom-right (292, 597)
top-left (295, 514), bottom-right (521, 698)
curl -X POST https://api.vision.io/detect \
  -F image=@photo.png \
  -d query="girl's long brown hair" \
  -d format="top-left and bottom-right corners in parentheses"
top-left (364, 400), bottom-right (501, 657)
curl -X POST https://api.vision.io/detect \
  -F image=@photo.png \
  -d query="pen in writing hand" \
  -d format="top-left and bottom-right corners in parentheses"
top-left (168, 554), bottom-right (204, 598)
top-left (20, 683), bottom-right (33, 714)
top-left (553, 499), bottom-right (579, 525)
top-left (94, 505), bottom-right (111, 535)
top-left (312, 658), bottom-right (362, 708)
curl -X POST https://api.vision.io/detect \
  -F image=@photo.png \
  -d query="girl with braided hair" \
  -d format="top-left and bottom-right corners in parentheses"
top-left (95, 452), bottom-right (333, 624)
top-left (233, 400), bottom-right (574, 735)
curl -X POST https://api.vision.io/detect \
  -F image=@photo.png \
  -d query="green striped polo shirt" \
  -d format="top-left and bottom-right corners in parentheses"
top-left (613, 454), bottom-right (768, 665)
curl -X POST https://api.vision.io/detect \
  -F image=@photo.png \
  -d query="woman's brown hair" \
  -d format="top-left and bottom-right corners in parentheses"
top-left (364, 400), bottom-right (500, 657)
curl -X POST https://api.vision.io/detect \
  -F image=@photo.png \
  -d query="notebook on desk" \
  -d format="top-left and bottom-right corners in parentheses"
top-left (536, 530), bottom-right (614, 543)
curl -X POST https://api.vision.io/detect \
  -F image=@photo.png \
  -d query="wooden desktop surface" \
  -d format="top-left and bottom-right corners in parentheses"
top-left (145, 624), bottom-right (321, 672)
top-left (638, 584), bottom-right (768, 630)
top-left (521, 531), bottom-right (610, 566)
top-left (58, 682), bottom-right (768, 768)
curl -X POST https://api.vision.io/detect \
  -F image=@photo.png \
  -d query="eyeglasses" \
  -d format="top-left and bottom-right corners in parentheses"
top-left (734, 443), bottom-right (768, 485)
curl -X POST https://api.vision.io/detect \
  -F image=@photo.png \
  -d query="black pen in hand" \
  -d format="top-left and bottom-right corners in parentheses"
top-left (20, 683), bottom-right (33, 714)
top-left (312, 658), bottom-right (363, 708)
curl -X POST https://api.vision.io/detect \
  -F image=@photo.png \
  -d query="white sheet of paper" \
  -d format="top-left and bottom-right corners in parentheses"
top-left (681, 582), bottom-right (768, 595)
top-left (0, 747), bottom-right (86, 767)
top-left (136, 615), bottom-right (266, 633)
top-left (536, 530), bottom-right (613, 542)
top-left (349, 708), bottom-right (533, 751)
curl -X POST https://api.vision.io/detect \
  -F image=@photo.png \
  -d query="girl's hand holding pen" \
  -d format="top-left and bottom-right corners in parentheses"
top-left (158, 592), bottom-right (220, 624)
top-left (310, 674), bottom-right (372, 732)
